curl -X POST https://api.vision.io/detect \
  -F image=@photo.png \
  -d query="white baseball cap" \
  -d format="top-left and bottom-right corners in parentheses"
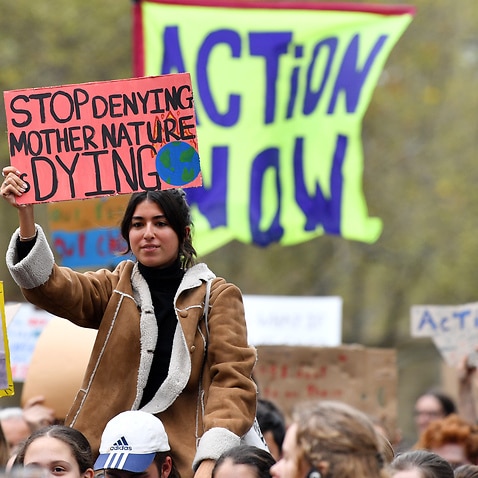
top-left (94, 411), bottom-right (170, 472)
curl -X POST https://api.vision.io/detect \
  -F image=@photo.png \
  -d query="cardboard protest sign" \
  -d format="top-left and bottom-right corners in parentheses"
top-left (21, 317), bottom-right (96, 419)
top-left (254, 345), bottom-right (397, 432)
top-left (411, 302), bottom-right (478, 367)
top-left (0, 284), bottom-right (15, 397)
top-left (48, 196), bottom-right (128, 267)
top-left (4, 74), bottom-right (201, 204)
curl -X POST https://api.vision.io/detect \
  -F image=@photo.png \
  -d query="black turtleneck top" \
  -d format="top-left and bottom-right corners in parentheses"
top-left (138, 259), bottom-right (185, 407)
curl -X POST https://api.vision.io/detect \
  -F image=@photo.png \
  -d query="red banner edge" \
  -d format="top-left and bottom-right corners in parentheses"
top-left (132, 0), bottom-right (415, 17)
top-left (133, 0), bottom-right (146, 77)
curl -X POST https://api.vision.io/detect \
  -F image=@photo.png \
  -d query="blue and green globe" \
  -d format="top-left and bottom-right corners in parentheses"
top-left (155, 141), bottom-right (201, 186)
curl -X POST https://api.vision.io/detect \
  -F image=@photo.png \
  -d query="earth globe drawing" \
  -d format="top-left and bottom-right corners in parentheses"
top-left (155, 141), bottom-right (201, 186)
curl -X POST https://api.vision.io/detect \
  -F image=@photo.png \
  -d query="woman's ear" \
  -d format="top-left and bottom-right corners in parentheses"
top-left (316, 461), bottom-right (329, 478)
top-left (161, 455), bottom-right (173, 478)
top-left (83, 468), bottom-right (95, 478)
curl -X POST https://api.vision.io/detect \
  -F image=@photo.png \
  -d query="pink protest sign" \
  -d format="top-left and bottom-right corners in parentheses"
top-left (4, 74), bottom-right (202, 204)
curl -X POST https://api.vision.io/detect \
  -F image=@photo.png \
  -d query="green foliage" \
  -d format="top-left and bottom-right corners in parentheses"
top-left (0, 0), bottom-right (132, 299)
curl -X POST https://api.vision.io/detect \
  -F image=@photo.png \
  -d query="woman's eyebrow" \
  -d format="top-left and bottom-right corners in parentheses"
top-left (132, 214), bottom-right (166, 220)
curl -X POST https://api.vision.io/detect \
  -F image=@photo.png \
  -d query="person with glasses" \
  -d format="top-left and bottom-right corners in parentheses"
top-left (413, 390), bottom-right (457, 438)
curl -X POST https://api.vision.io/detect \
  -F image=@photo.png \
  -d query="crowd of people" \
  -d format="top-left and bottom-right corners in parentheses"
top-left (2, 166), bottom-right (478, 477)
top-left (3, 393), bottom-right (478, 478)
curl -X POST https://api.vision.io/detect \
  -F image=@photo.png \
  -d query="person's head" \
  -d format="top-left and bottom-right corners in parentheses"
top-left (454, 464), bottom-right (478, 478)
top-left (414, 390), bottom-right (456, 436)
top-left (389, 450), bottom-right (454, 478)
top-left (270, 400), bottom-right (388, 478)
top-left (120, 190), bottom-right (196, 269)
top-left (415, 413), bottom-right (478, 469)
top-left (94, 411), bottom-right (179, 478)
top-left (256, 399), bottom-right (286, 461)
top-left (212, 445), bottom-right (276, 478)
top-left (0, 421), bottom-right (10, 467)
top-left (0, 407), bottom-right (32, 456)
top-left (13, 424), bottom-right (94, 478)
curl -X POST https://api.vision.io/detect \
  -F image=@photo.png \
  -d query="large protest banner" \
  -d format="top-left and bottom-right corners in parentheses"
top-left (4, 74), bottom-right (201, 204)
top-left (134, 0), bottom-right (415, 255)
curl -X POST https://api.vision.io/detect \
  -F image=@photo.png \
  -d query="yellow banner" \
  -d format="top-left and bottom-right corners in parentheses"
top-left (133, 1), bottom-right (414, 254)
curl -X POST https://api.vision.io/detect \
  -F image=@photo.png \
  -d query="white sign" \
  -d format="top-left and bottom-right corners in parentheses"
top-left (6, 295), bottom-right (342, 382)
top-left (411, 301), bottom-right (478, 367)
top-left (6, 303), bottom-right (53, 381)
top-left (243, 295), bottom-right (342, 346)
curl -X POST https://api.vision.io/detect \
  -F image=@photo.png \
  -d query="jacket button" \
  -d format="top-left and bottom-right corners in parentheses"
top-left (179, 310), bottom-right (188, 318)
top-left (190, 345), bottom-right (196, 353)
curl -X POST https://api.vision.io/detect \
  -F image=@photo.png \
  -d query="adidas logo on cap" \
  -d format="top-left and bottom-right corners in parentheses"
top-left (94, 411), bottom-right (171, 473)
top-left (109, 437), bottom-right (132, 452)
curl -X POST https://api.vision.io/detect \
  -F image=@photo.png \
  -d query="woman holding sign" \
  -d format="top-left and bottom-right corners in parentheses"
top-left (2, 165), bottom-right (262, 478)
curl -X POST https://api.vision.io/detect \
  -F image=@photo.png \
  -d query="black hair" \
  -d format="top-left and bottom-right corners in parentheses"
top-left (14, 425), bottom-right (93, 473)
top-left (120, 190), bottom-right (197, 269)
top-left (419, 389), bottom-right (457, 415)
top-left (390, 450), bottom-right (454, 478)
top-left (455, 464), bottom-right (478, 478)
top-left (153, 452), bottom-right (181, 478)
top-left (212, 445), bottom-right (276, 478)
top-left (256, 399), bottom-right (286, 453)
top-left (211, 445), bottom-right (276, 478)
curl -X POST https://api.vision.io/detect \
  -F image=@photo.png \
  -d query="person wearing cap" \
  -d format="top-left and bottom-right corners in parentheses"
top-left (94, 411), bottom-right (180, 478)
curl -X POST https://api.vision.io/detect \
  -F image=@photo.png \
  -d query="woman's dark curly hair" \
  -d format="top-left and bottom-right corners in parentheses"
top-left (120, 189), bottom-right (197, 269)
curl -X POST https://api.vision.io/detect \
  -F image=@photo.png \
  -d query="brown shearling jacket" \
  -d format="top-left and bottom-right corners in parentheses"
top-left (7, 225), bottom-right (258, 478)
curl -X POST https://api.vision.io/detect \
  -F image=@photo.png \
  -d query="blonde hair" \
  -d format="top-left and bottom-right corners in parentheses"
top-left (293, 400), bottom-right (391, 478)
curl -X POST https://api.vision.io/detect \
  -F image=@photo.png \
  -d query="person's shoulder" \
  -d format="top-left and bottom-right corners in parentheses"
top-left (182, 264), bottom-right (241, 294)
top-left (115, 259), bottom-right (135, 273)
top-left (208, 276), bottom-right (243, 300)
top-left (184, 262), bottom-right (216, 281)
top-left (188, 265), bottom-right (237, 289)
